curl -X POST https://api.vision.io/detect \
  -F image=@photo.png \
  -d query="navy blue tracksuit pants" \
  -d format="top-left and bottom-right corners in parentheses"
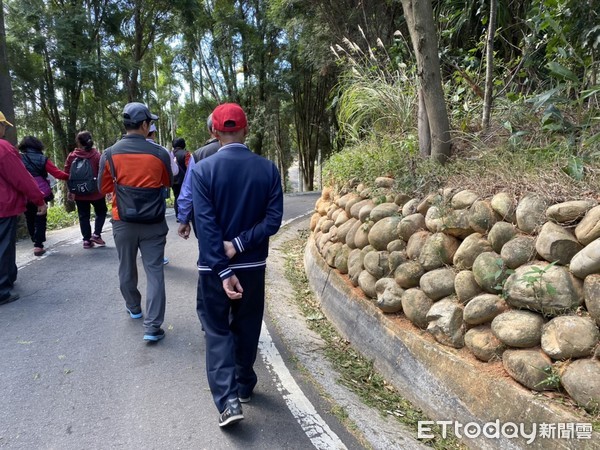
top-left (197, 269), bottom-right (265, 413)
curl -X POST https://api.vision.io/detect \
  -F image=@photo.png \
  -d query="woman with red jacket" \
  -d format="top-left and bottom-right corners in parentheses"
top-left (64, 131), bottom-right (107, 249)
top-left (19, 136), bottom-right (69, 256)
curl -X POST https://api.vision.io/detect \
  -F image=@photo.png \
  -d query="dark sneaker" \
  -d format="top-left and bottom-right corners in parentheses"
top-left (90, 234), bottom-right (106, 247)
top-left (33, 247), bottom-right (45, 256)
top-left (219, 399), bottom-right (244, 427)
top-left (238, 395), bottom-right (251, 404)
top-left (143, 328), bottom-right (165, 342)
top-left (0, 292), bottom-right (20, 306)
top-left (126, 307), bottom-right (143, 319)
top-left (83, 240), bottom-right (94, 249)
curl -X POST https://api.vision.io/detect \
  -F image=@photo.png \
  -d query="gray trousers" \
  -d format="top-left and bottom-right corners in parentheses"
top-left (112, 219), bottom-right (168, 333)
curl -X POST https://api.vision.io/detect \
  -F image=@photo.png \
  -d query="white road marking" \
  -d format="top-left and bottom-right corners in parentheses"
top-left (258, 322), bottom-right (348, 450)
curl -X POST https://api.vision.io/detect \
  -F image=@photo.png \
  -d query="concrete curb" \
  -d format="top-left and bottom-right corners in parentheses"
top-left (305, 236), bottom-right (600, 450)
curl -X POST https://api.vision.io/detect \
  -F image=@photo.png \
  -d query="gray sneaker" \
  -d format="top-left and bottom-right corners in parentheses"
top-left (218, 398), bottom-right (244, 427)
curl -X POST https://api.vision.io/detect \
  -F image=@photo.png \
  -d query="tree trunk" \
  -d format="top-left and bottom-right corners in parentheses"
top-left (417, 89), bottom-right (430, 157)
top-left (401, 0), bottom-right (451, 163)
top-left (0, 0), bottom-right (17, 145)
top-left (482, 0), bottom-right (497, 130)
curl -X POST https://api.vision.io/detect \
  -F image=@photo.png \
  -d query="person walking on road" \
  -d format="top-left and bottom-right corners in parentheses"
top-left (146, 123), bottom-right (177, 265)
top-left (98, 102), bottom-right (173, 342)
top-left (65, 131), bottom-right (107, 249)
top-left (176, 114), bottom-right (220, 235)
top-left (18, 136), bottom-right (69, 256)
top-left (0, 112), bottom-right (47, 305)
top-left (171, 137), bottom-right (189, 220)
top-left (191, 103), bottom-right (283, 427)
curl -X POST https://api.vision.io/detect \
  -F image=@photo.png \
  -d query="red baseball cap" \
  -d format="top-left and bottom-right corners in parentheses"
top-left (212, 103), bottom-right (248, 132)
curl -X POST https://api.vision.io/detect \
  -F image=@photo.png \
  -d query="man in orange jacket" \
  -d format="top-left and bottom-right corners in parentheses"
top-left (0, 111), bottom-right (47, 305)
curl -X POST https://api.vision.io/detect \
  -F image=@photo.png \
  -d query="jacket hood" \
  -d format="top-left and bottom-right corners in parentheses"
top-left (72, 148), bottom-right (97, 159)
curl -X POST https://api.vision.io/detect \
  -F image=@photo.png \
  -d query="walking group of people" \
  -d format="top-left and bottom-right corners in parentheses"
top-left (0, 101), bottom-right (284, 428)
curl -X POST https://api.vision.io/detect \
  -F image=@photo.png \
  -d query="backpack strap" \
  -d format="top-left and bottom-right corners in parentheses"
top-left (105, 149), bottom-right (118, 185)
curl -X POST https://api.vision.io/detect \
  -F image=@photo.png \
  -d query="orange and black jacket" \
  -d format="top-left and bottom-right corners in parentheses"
top-left (98, 133), bottom-right (173, 221)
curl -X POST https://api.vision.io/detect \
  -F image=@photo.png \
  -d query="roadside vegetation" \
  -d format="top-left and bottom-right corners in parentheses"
top-left (325, 30), bottom-right (599, 200)
top-left (282, 232), bottom-right (465, 449)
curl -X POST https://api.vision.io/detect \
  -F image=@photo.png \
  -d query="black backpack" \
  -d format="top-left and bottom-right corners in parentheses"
top-left (68, 157), bottom-right (98, 195)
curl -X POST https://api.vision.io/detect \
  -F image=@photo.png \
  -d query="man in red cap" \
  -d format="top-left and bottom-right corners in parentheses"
top-left (191, 103), bottom-right (283, 427)
top-left (0, 111), bottom-right (47, 305)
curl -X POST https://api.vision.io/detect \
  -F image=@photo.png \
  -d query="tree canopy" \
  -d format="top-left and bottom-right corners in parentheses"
top-left (1, 0), bottom-right (598, 194)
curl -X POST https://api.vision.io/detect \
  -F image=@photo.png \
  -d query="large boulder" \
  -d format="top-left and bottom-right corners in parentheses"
top-left (388, 251), bottom-right (408, 273)
top-left (491, 192), bottom-right (517, 223)
top-left (350, 199), bottom-right (373, 220)
top-left (387, 240), bottom-right (406, 253)
top-left (500, 236), bottom-right (536, 269)
top-left (358, 202), bottom-right (376, 223)
top-left (345, 219), bottom-right (362, 249)
top-left (336, 192), bottom-right (361, 210)
top-left (469, 200), bottom-right (500, 234)
top-left (425, 207), bottom-right (472, 238)
top-left (325, 242), bottom-right (343, 268)
top-left (472, 251), bottom-right (505, 293)
top-left (310, 212), bottom-right (321, 231)
top-left (453, 233), bottom-right (493, 270)
top-left (397, 213), bottom-right (426, 241)
top-left (584, 274), bottom-right (600, 326)
top-left (426, 298), bottom-right (465, 348)
top-left (575, 205), bottom-right (600, 245)
top-left (395, 193), bottom-right (412, 207)
top-left (420, 268), bottom-right (456, 301)
top-left (334, 209), bottom-right (350, 227)
top-left (504, 262), bottom-right (584, 315)
top-left (546, 200), bottom-right (596, 223)
top-left (402, 198), bottom-right (420, 217)
top-left (406, 231), bottom-right (431, 260)
top-left (375, 176), bottom-right (395, 189)
top-left (358, 270), bottom-right (378, 298)
top-left (375, 278), bottom-right (404, 313)
top-left (541, 316), bottom-right (599, 360)
top-left (418, 233), bottom-right (460, 271)
top-left (561, 359), bottom-right (600, 413)
top-left (363, 251), bottom-right (390, 279)
top-left (535, 221), bottom-right (582, 265)
top-left (347, 248), bottom-right (364, 286)
top-left (337, 218), bottom-right (358, 244)
top-left (394, 260), bottom-right (425, 289)
top-left (465, 325), bottom-right (506, 362)
top-left (451, 190), bottom-right (479, 209)
top-left (369, 202), bottom-right (400, 222)
top-left (454, 270), bottom-right (483, 304)
top-left (463, 294), bottom-right (508, 325)
top-left (491, 310), bottom-right (545, 348)
top-left (353, 221), bottom-right (372, 249)
top-left (502, 349), bottom-right (556, 391)
top-left (345, 195), bottom-right (365, 217)
top-left (334, 244), bottom-right (351, 274)
top-left (570, 239), bottom-right (600, 279)
top-left (315, 197), bottom-right (333, 216)
top-left (516, 194), bottom-right (549, 234)
top-left (487, 222), bottom-right (517, 254)
top-left (368, 216), bottom-right (401, 251)
top-left (417, 193), bottom-right (440, 215)
top-left (401, 289), bottom-right (433, 329)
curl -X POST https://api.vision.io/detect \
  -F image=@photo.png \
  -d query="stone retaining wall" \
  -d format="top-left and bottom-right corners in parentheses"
top-left (310, 179), bottom-right (600, 421)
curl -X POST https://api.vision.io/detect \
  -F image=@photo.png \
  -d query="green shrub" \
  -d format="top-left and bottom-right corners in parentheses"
top-left (46, 205), bottom-right (79, 231)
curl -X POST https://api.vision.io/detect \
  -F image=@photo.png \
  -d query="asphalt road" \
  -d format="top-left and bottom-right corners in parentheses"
top-left (0, 192), bottom-right (369, 449)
